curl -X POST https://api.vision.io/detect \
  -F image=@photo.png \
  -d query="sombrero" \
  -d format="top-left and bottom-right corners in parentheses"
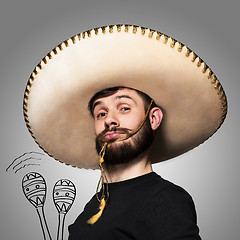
top-left (23, 24), bottom-right (227, 169)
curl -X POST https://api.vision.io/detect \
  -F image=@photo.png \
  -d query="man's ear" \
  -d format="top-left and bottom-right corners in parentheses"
top-left (149, 107), bottom-right (163, 131)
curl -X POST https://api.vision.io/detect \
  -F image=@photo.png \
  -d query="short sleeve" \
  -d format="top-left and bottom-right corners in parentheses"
top-left (132, 185), bottom-right (202, 240)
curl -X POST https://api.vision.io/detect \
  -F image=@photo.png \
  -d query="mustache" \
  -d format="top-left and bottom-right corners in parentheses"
top-left (96, 127), bottom-right (132, 143)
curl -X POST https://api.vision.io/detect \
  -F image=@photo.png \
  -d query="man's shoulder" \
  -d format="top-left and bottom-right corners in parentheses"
top-left (133, 173), bottom-right (201, 239)
top-left (146, 172), bottom-right (196, 213)
top-left (150, 172), bottom-right (191, 196)
top-left (137, 172), bottom-right (198, 227)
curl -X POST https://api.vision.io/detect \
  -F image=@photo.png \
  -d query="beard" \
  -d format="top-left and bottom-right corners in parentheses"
top-left (95, 120), bottom-right (155, 165)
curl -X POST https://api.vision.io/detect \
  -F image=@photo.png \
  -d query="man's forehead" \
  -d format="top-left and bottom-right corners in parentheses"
top-left (94, 89), bottom-right (139, 102)
top-left (92, 88), bottom-right (141, 109)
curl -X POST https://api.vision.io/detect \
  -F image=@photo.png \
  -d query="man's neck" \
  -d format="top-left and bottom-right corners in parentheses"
top-left (103, 152), bottom-right (153, 183)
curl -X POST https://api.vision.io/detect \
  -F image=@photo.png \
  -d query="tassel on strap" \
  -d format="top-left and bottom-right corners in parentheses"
top-left (87, 198), bottom-right (106, 224)
top-left (87, 143), bottom-right (108, 224)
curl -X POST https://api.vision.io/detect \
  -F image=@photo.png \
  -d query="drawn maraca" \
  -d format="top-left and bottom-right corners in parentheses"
top-left (22, 172), bottom-right (52, 240)
top-left (53, 179), bottom-right (76, 240)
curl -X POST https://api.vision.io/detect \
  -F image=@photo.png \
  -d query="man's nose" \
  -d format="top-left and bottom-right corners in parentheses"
top-left (104, 112), bottom-right (120, 129)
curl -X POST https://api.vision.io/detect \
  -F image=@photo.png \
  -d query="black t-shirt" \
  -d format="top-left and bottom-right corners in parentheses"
top-left (68, 172), bottom-right (201, 240)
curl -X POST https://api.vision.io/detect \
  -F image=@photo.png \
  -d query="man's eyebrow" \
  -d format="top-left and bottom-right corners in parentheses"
top-left (92, 94), bottom-right (137, 112)
top-left (92, 101), bottom-right (102, 112)
top-left (116, 95), bottom-right (137, 104)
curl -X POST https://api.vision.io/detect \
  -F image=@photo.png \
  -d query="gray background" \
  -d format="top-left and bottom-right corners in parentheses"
top-left (1, 0), bottom-right (239, 239)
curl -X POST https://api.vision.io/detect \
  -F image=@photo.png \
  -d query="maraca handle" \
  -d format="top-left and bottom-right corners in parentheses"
top-left (57, 212), bottom-right (66, 240)
top-left (36, 206), bottom-right (52, 240)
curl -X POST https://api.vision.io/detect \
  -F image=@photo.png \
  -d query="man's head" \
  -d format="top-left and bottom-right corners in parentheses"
top-left (88, 87), bottom-right (163, 165)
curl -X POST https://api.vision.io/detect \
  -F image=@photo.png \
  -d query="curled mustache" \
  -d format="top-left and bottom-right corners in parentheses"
top-left (96, 127), bottom-right (132, 143)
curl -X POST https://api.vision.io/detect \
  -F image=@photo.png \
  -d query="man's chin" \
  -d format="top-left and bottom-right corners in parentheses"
top-left (105, 138), bottom-right (133, 149)
top-left (96, 120), bottom-right (154, 165)
top-left (105, 138), bottom-right (120, 144)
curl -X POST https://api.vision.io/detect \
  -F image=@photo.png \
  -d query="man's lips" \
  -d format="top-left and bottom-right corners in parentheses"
top-left (104, 132), bottom-right (123, 141)
top-left (96, 127), bottom-right (132, 143)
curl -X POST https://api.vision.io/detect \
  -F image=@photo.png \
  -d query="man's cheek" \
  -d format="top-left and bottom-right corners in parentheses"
top-left (94, 124), bottom-right (103, 135)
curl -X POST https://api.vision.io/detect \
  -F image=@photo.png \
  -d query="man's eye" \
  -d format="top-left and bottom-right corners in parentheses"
top-left (96, 112), bottom-right (107, 119)
top-left (120, 107), bottom-right (130, 112)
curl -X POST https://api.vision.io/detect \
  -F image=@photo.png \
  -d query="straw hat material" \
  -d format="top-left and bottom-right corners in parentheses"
top-left (23, 25), bottom-right (227, 169)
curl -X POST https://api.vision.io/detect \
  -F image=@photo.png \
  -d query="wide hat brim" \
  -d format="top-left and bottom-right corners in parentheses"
top-left (24, 25), bottom-right (227, 169)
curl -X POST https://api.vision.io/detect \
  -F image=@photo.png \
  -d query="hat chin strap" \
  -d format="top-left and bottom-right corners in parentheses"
top-left (87, 99), bottom-right (153, 225)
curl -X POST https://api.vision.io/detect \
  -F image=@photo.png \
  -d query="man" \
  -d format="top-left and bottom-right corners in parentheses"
top-left (68, 86), bottom-right (202, 239)
top-left (23, 25), bottom-right (227, 239)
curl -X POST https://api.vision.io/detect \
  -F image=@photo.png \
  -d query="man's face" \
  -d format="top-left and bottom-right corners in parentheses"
top-left (92, 88), bottom-right (154, 165)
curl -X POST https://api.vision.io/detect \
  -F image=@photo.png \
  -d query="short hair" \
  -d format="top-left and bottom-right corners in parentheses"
top-left (88, 86), bottom-right (158, 116)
